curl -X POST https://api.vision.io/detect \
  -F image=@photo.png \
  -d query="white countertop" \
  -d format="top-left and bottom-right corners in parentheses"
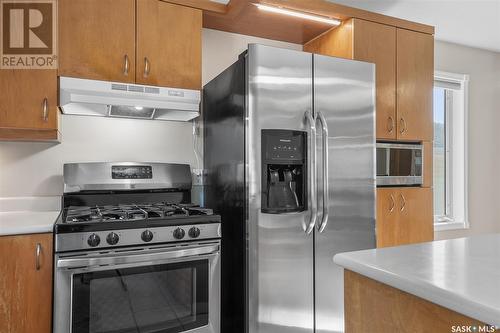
top-left (0, 211), bottom-right (59, 236)
top-left (334, 234), bottom-right (500, 326)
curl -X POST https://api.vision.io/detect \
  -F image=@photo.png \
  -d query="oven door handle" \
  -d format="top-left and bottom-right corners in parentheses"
top-left (57, 244), bottom-right (220, 269)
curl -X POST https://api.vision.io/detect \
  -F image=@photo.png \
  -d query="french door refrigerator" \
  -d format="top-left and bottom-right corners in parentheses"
top-left (203, 44), bottom-right (376, 333)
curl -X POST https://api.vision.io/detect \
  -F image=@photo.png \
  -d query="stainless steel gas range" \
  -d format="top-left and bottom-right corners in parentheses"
top-left (53, 162), bottom-right (221, 333)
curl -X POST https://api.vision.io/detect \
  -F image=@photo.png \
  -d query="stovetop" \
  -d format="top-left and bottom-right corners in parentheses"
top-left (55, 201), bottom-right (220, 235)
top-left (54, 202), bottom-right (221, 252)
top-left (55, 162), bottom-right (221, 252)
top-left (64, 203), bottom-right (213, 223)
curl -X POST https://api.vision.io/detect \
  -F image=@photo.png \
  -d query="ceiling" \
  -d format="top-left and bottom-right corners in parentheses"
top-left (327, 0), bottom-right (500, 53)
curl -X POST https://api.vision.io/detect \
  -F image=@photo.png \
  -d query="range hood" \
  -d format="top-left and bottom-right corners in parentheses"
top-left (59, 77), bottom-right (200, 121)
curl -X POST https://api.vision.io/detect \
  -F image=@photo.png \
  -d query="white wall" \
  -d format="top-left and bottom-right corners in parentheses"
top-left (434, 41), bottom-right (500, 240)
top-left (0, 116), bottom-right (198, 198)
top-left (0, 29), bottom-right (300, 206)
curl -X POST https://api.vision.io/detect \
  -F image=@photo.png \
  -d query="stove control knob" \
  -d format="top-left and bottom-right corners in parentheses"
top-left (141, 230), bottom-right (154, 242)
top-left (106, 232), bottom-right (119, 245)
top-left (188, 227), bottom-right (201, 238)
top-left (173, 228), bottom-right (185, 240)
top-left (87, 233), bottom-right (100, 247)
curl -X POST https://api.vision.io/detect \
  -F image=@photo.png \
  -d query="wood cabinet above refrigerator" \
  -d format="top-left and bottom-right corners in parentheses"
top-left (304, 18), bottom-right (434, 142)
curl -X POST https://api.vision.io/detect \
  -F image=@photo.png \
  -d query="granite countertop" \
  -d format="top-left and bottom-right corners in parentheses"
top-left (334, 234), bottom-right (500, 326)
top-left (0, 211), bottom-right (59, 236)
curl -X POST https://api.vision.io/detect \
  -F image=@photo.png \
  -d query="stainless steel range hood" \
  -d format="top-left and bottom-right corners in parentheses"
top-left (59, 77), bottom-right (200, 121)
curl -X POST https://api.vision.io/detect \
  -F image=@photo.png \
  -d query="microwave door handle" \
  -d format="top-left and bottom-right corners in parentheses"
top-left (317, 111), bottom-right (329, 233)
top-left (57, 244), bottom-right (220, 269)
top-left (304, 110), bottom-right (317, 235)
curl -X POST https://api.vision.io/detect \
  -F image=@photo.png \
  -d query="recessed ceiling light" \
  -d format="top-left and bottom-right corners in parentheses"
top-left (255, 3), bottom-right (341, 26)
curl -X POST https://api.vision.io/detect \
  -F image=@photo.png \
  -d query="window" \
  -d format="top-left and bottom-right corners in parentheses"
top-left (433, 71), bottom-right (469, 231)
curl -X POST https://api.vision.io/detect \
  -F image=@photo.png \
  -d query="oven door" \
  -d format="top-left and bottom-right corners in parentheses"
top-left (54, 241), bottom-right (220, 333)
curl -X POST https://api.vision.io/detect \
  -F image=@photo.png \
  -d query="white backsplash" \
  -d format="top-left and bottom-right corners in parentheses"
top-left (0, 196), bottom-right (61, 212)
top-left (0, 114), bottom-right (199, 199)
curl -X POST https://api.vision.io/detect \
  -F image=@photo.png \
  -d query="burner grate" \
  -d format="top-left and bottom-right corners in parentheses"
top-left (64, 203), bottom-right (213, 223)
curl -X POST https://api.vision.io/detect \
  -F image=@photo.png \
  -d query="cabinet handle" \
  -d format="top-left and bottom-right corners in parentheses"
top-left (143, 57), bottom-right (150, 77)
top-left (389, 194), bottom-right (395, 213)
top-left (42, 98), bottom-right (48, 122)
top-left (123, 54), bottom-right (129, 76)
top-left (387, 116), bottom-right (394, 133)
top-left (35, 243), bottom-right (42, 270)
top-left (399, 117), bottom-right (407, 134)
top-left (400, 193), bottom-right (406, 212)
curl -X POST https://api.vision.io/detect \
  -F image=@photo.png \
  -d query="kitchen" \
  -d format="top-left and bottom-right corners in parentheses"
top-left (0, 1), bottom-right (499, 333)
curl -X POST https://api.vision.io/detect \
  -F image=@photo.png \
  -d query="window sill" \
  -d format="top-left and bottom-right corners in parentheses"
top-left (434, 221), bottom-right (469, 232)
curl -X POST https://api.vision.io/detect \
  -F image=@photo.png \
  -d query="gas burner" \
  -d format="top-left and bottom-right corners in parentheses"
top-left (63, 203), bottom-right (213, 224)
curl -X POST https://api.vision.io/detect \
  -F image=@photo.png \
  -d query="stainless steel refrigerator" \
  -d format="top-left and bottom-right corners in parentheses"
top-left (203, 44), bottom-right (376, 333)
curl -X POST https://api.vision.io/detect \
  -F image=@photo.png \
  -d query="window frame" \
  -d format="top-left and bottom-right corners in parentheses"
top-left (433, 70), bottom-right (469, 231)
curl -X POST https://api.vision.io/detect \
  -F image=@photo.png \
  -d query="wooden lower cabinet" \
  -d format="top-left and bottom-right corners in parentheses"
top-left (344, 270), bottom-right (485, 332)
top-left (0, 233), bottom-right (53, 333)
top-left (377, 187), bottom-right (433, 247)
top-left (376, 188), bottom-right (399, 248)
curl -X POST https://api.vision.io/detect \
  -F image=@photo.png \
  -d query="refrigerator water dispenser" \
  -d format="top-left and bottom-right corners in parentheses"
top-left (261, 129), bottom-right (307, 213)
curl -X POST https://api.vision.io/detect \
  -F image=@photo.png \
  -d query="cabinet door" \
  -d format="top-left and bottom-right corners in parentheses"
top-left (397, 29), bottom-right (434, 141)
top-left (136, 0), bottom-right (202, 89)
top-left (376, 188), bottom-right (399, 247)
top-left (0, 70), bottom-right (57, 131)
top-left (58, 0), bottom-right (136, 82)
top-left (353, 19), bottom-right (397, 140)
top-left (398, 187), bottom-right (434, 244)
top-left (0, 233), bottom-right (53, 333)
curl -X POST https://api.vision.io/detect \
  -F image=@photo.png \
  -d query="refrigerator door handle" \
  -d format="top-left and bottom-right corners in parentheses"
top-left (305, 110), bottom-right (317, 234)
top-left (317, 111), bottom-right (330, 233)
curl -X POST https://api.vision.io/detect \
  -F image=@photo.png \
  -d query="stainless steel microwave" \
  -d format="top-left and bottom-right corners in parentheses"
top-left (376, 143), bottom-right (423, 186)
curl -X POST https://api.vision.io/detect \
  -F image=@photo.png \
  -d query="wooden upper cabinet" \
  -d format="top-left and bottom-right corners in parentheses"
top-left (0, 233), bottom-right (53, 333)
top-left (136, 0), bottom-right (202, 89)
top-left (58, 0), bottom-right (136, 82)
top-left (397, 29), bottom-right (434, 141)
top-left (0, 70), bottom-right (58, 139)
top-left (353, 19), bottom-right (397, 140)
top-left (303, 20), bottom-right (354, 59)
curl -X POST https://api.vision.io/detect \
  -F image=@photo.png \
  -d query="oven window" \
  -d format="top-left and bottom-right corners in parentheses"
top-left (72, 260), bottom-right (209, 333)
